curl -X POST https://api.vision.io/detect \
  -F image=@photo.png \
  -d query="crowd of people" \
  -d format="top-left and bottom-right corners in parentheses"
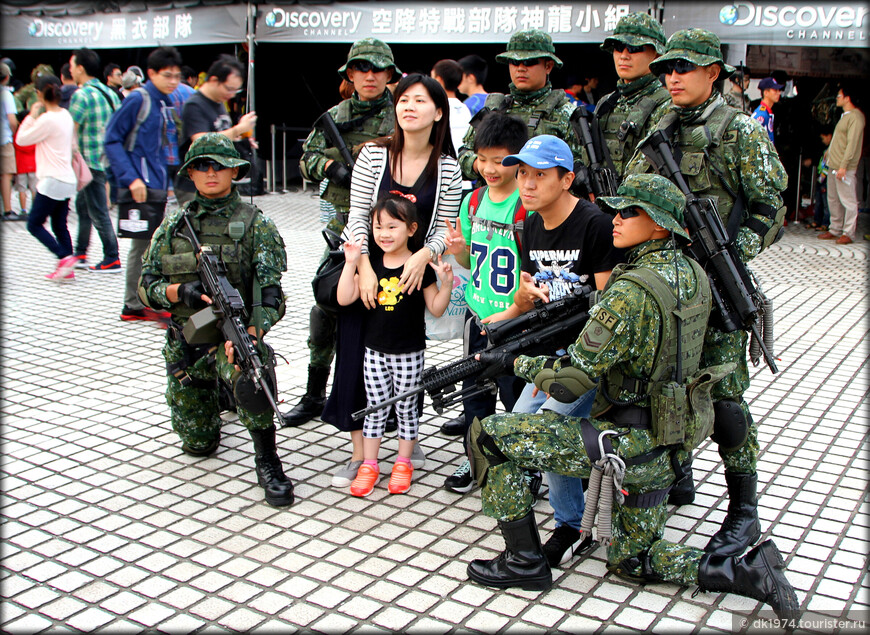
top-left (6, 11), bottom-right (869, 622)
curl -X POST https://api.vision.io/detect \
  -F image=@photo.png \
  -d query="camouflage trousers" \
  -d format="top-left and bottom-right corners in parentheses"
top-left (479, 411), bottom-right (704, 586)
top-left (163, 336), bottom-right (273, 448)
top-left (703, 326), bottom-right (759, 474)
top-left (308, 213), bottom-right (347, 369)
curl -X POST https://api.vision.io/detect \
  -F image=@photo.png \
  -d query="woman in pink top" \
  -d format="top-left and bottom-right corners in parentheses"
top-left (16, 74), bottom-right (77, 281)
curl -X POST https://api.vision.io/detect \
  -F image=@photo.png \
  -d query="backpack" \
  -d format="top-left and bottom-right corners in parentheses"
top-left (467, 185), bottom-right (528, 252)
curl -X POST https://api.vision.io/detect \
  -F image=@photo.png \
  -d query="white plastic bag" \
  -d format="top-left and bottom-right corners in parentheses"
top-left (425, 254), bottom-right (470, 341)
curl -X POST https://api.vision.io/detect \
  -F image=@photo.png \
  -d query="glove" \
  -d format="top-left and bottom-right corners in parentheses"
top-left (477, 349), bottom-right (517, 379)
top-left (178, 281), bottom-right (209, 309)
top-left (325, 161), bottom-right (352, 189)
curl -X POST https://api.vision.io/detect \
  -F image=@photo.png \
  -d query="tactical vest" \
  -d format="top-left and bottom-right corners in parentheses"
top-left (593, 260), bottom-right (716, 450)
top-left (161, 202), bottom-right (259, 318)
top-left (322, 99), bottom-right (395, 207)
top-left (596, 82), bottom-right (671, 176)
top-left (658, 104), bottom-right (742, 228)
top-left (484, 89), bottom-right (569, 136)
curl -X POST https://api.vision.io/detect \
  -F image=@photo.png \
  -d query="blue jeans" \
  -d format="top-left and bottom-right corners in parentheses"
top-left (513, 382), bottom-right (596, 529)
top-left (27, 193), bottom-right (72, 259)
top-left (813, 178), bottom-right (829, 227)
top-left (75, 169), bottom-right (119, 262)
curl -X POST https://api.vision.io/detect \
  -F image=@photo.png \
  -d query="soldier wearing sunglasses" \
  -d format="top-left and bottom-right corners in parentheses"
top-left (284, 38), bottom-right (400, 427)
top-left (626, 29), bottom-right (787, 561)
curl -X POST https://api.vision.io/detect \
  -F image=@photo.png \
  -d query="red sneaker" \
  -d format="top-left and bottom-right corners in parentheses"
top-left (388, 462), bottom-right (413, 494)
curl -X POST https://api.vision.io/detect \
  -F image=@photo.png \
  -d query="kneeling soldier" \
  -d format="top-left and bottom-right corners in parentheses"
top-left (466, 173), bottom-right (798, 621)
top-left (139, 133), bottom-right (294, 507)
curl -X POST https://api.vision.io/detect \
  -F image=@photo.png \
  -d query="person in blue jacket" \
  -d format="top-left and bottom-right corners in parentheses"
top-left (105, 46), bottom-right (184, 323)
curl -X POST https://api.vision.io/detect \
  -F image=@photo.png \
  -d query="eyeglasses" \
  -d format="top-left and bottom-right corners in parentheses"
top-left (158, 71), bottom-right (182, 80)
top-left (615, 207), bottom-right (641, 219)
top-left (190, 159), bottom-right (229, 173)
top-left (613, 42), bottom-right (649, 55)
top-left (658, 59), bottom-right (698, 75)
top-left (350, 60), bottom-right (386, 74)
top-left (508, 58), bottom-right (543, 67)
top-left (221, 82), bottom-right (243, 95)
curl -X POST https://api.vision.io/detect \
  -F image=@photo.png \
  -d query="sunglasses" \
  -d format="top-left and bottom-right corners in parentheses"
top-left (658, 59), bottom-right (698, 75)
top-left (615, 207), bottom-right (641, 219)
top-left (350, 60), bottom-right (386, 74)
top-left (613, 42), bottom-right (648, 54)
top-left (190, 159), bottom-right (229, 173)
top-left (508, 58), bottom-right (543, 67)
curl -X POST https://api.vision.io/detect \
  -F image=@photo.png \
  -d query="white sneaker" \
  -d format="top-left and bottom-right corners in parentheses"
top-left (411, 444), bottom-right (426, 470)
top-left (332, 460), bottom-right (363, 488)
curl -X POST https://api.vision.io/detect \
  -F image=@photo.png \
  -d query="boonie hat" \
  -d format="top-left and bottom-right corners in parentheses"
top-left (496, 29), bottom-right (563, 69)
top-left (649, 28), bottom-right (735, 79)
top-left (30, 63), bottom-right (54, 83)
top-left (758, 77), bottom-right (784, 91)
top-left (338, 38), bottom-right (401, 83)
top-left (121, 71), bottom-right (141, 90)
top-left (179, 133), bottom-right (250, 180)
top-left (502, 135), bottom-right (574, 171)
top-left (597, 174), bottom-right (689, 239)
top-left (601, 12), bottom-right (667, 55)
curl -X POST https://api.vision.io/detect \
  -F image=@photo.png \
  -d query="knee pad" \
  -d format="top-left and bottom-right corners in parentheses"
top-left (466, 417), bottom-right (510, 489)
top-left (711, 399), bottom-right (750, 452)
top-left (309, 304), bottom-right (336, 348)
top-left (606, 549), bottom-right (661, 585)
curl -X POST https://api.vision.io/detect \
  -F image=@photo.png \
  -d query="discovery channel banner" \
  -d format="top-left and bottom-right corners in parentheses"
top-left (257, 1), bottom-right (648, 43)
top-left (0, 4), bottom-right (247, 50)
top-left (662, 1), bottom-right (868, 47)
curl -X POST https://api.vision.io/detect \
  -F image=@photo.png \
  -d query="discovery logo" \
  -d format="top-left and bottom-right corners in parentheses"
top-left (264, 7), bottom-right (361, 33)
top-left (719, 3), bottom-right (868, 29)
top-left (28, 17), bottom-right (104, 41)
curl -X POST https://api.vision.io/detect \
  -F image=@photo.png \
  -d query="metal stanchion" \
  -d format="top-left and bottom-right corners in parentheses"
top-left (265, 160), bottom-right (272, 192)
top-left (282, 128), bottom-right (289, 193)
top-left (795, 151), bottom-right (802, 222)
top-left (270, 124), bottom-right (277, 194)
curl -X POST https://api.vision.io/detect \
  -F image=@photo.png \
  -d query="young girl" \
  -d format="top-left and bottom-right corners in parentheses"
top-left (337, 193), bottom-right (453, 496)
top-left (15, 74), bottom-right (77, 281)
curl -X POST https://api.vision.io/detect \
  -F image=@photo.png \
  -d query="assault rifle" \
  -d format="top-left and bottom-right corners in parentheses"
top-left (177, 214), bottom-right (284, 421)
top-left (352, 285), bottom-right (593, 421)
top-left (315, 111), bottom-right (355, 170)
top-left (569, 107), bottom-right (618, 199)
top-left (638, 130), bottom-right (778, 373)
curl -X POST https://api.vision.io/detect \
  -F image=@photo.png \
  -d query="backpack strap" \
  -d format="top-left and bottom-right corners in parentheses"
top-left (124, 87), bottom-right (152, 153)
top-left (89, 82), bottom-right (118, 112)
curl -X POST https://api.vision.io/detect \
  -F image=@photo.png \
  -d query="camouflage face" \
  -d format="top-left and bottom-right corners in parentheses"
top-left (337, 38), bottom-right (402, 83)
top-left (601, 12), bottom-right (667, 55)
top-left (496, 29), bottom-right (563, 69)
top-left (598, 174), bottom-right (689, 239)
top-left (179, 133), bottom-right (250, 179)
top-left (649, 29), bottom-right (736, 78)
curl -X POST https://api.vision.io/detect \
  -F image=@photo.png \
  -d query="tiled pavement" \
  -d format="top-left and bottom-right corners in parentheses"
top-left (1, 188), bottom-right (868, 634)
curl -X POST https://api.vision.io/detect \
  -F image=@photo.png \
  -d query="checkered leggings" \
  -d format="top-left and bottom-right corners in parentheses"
top-left (363, 347), bottom-right (425, 441)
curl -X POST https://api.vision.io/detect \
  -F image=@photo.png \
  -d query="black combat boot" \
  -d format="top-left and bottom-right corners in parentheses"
top-left (698, 540), bottom-right (800, 622)
top-left (705, 471), bottom-right (761, 556)
top-left (281, 365), bottom-right (329, 427)
top-left (467, 511), bottom-right (552, 591)
top-left (668, 456), bottom-right (695, 506)
top-left (249, 426), bottom-right (295, 507)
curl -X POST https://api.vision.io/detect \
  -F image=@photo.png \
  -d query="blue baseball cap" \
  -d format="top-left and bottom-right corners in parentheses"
top-left (758, 77), bottom-right (784, 91)
top-left (502, 135), bottom-right (574, 171)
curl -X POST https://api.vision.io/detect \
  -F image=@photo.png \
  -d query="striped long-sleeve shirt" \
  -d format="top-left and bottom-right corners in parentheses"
top-left (342, 143), bottom-right (462, 257)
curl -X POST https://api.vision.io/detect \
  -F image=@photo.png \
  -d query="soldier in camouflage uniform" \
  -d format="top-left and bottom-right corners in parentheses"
top-left (282, 38), bottom-right (399, 427)
top-left (626, 29), bottom-right (787, 557)
top-left (458, 30), bottom-right (584, 191)
top-left (139, 133), bottom-right (294, 507)
top-left (464, 174), bottom-right (799, 622)
top-left (596, 13), bottom-right (671, 179)
top-left (13, 63), bottom-right (54, 111)
top-left (724, 65), bottom-right (753, 114)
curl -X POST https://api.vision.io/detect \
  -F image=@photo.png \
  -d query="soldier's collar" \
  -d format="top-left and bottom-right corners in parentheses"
top-left (674, 89), bottom-right (723, 124)
top-left (352, 89), bottom-right (391, 111)
top-left (192, 189), bottom-right (240, 214)
top-left (617, 73), bottom-right (657, 98)
top-left (626, 238), bottom-right (674, 262)
top-left (508, 81), bottom-right (552, 104)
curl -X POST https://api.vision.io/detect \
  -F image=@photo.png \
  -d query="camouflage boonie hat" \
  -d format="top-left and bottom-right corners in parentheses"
top-left (496, 29), bottom-right (563, 69)
top-left (179, 133), bottom-right (250, 180)
top-left (601, 12), bottom-right (666, 55)
top-left (649, 29), bottom-right (736, 78)
top-left (597, 173), bottom-right (689, 239)
top-left (30, 63), bottom-right (54, 83)
top-left (337, 38), bottom-right (402, 83)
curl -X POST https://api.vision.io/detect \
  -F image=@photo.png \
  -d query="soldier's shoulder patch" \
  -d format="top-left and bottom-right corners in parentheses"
top-left (581, 306), bottom-right (621, 353)
top-left (722, 130), bottom-right (738, 144)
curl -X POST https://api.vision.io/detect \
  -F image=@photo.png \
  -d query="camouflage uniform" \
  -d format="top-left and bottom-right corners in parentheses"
top-left (13, 63), bottom-right (54, 111)
top-left (596, 13), bottom-right (671, 178)
top-left (289, 39), bottom-right (399, 423)
top-left (139, 135), bottom-right (287, 450)
top-left (724, 89), bottom-right (752, 115)
top-left (627, 29), bottom-right (787, 476)
top-left (458, 30), bottom-right (583, 182)
top-left (475, 175), bottom-right (713, 585)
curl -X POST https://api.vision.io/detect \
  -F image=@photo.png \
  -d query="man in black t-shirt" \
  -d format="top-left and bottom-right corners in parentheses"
top-left (177, 54), bottom-right (256, 207)
top-left (496, 135), bottom-right (624, 569)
